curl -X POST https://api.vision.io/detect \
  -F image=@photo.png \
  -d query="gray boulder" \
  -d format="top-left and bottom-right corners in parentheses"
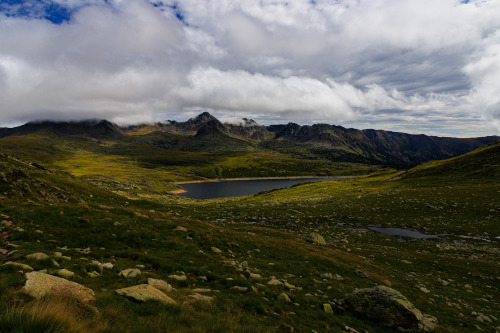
top-left (306, 233), bottom-right (326, 245)
top-left (342, 285), bottom-right (437, 331)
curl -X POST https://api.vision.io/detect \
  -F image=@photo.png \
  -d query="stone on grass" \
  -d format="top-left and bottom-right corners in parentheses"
top-left (25, 252), bottom-right (49, 261)
top-left (168, 274), bottom-right (187, 281)
top-left (115, 284), bottom-right (176, 304)
top-left (355, 269), bottom-right (370, 278)
top-left (56, 269), bottom-right (75, 279)
top-left (119, 268), bottom-right (141, 279)
top-left (174, 226), bottom-right (187, 232)
top-left (306, 233), bottom-right (326, 245)
top-left (211, 247), bottom-right (222, 254)
top-left (277, 292), bottom-right (291, 303)
top-left (342, 285), bottom-right (437, 331)
top-left (189, 293), bottom-right (214, 301)
top-left (231, 286), bottom-right (248, 292)
top-left (3, 261), bottom-right (33, 271)
top-left (323, 303), bottom-right (333, 314)
top-left (249, 273), bottom-right (263, 279)
top-left (24, 271), bottom-right (95, 304)
top-left (267, 277), bottom-right (283, 286)
top-left (148, 278), bottom-right (172, 293)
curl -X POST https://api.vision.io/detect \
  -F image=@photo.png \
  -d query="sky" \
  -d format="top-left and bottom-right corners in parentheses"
top-left (0, 0), bottom-right (499, 137)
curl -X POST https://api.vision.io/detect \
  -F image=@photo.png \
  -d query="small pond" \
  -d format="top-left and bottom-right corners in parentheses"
top-left (177, 177), bottom-right (336, 199)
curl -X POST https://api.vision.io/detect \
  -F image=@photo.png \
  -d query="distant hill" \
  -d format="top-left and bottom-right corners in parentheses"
top-left (0, 119), bottom-right (123, 140)
top-left (0, 113), bottom-right (498, 168)
top-left (402, 139), bottom-right (500, 179)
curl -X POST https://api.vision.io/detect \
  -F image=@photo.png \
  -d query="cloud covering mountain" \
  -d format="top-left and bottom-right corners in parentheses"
top-left (0, 0), bottom-right (499, 136)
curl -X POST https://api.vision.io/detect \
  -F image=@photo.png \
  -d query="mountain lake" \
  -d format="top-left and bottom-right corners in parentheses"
top-left (177, 177), bottom-right (337, 199)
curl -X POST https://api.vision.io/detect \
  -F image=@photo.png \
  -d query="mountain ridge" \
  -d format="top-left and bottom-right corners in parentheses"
top-left (1, 113), bottom-right (498, 168)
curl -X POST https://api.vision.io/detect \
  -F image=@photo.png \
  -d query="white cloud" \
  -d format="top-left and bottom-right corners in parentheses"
top-left (0, 0), bottom-right (499, 135)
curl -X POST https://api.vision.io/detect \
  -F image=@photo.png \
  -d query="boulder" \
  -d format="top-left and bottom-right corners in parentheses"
top-left (119, 268), bottom-right (141, 279)
top-left (211, 247), bottom-right (222, 254)
top-left (342, 285), bottom-right (437, 331)
top-left (148, 278), bottom-right (173, 293)
top-left (174, 226), bottom-right (187, 232)
top-left (231, 286), bottom-right (248, 292)
top-left (23, 272), bottom-right (95, 304)
top-left (115, 284), bottom-right (176, 304)
top-left (306, 233), bottom-right (326, 245)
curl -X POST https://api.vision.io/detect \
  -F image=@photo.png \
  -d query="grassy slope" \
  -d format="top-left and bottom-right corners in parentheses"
top-left (0, 138), bottom-right (498, 332)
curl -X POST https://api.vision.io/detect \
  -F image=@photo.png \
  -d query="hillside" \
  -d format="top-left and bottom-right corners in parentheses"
top-left (402, 139), bottom-right (500, 180)
top-left (0, 145), bottom-right (498, 332)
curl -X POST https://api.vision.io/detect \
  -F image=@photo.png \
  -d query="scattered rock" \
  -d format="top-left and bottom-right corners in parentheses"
top-left (354, 269), bottom-right (370, 278)
top-left (2, 261), bottom-right (33, 271)
top-left (56, 269), bottom-right (75, 279)
top-left (174, 226), bottom-right (188, 232)
top-left (24, 272), bottom-right (95, 304)
top-left (249, 273), bottom-right (263, 279)
top-left (416, 285), bottom-right (431, 294)
top-left (189, 293), bottom-right (213, 301)
top-left (119, 268), bottom-right (141, 279)
top-left (277, 292), bottom-right (291, 303)
top-left (231, 286), bottom-right (248, 292)
top-left (148, 278), bottom-right (172, 293)
top-left (168, 274), bottom-right (187, 281)
top-left (323, 303), bottom-right (334, 314)
top-left (267, 277), bottom-right (283, 286)
top-left (25, 252), bottom-right (49, 261)
top-left (211, 247), bottom-right (222, 254)
top-left (342, 285), bottom-right (437, 331)
top-left (306, 233), bottom-right (326, 245)
top-left (115, 284), bottom-right (176, 304)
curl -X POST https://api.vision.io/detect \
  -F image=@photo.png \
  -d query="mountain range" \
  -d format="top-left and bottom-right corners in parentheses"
top-left (1, 112), bottom-right (498, 168)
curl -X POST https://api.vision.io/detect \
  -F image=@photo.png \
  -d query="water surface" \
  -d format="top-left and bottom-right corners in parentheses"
top-left (177, 177), bottom-right (335, 199)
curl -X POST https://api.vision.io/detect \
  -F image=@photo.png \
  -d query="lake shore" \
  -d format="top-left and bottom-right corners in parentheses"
top-left (173, 175), bottom-right (352, 185)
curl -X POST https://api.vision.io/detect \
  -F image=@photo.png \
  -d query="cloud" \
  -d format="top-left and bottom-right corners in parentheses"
top-left (0, 0), bottom-right (499, 136)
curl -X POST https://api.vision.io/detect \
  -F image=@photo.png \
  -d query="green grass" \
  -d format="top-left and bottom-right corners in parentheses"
top-left (0, 137), bottom-right (498, 332)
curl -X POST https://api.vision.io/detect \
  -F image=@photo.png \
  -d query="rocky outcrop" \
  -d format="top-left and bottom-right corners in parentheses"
top-left (342, 285), bottom-right (437, 331)
top-left (23, 272), bottom-right (95, 304)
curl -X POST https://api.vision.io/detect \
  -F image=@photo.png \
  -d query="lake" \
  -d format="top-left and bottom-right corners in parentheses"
top-left (177, 177), bottom-right (337, 199)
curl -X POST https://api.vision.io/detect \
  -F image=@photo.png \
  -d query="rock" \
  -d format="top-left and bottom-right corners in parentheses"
top-left (306, 233), bottom-right (326, 245)
top-left (119, 268), bottom-right (141, 279)
top-left (231, 286), bottom-right (248, 292)
top-left (147, 278), bottom-right (172, 293)
top-left (192, 288), bottom-right (211, 293)
top-left (115, 284), bottom-right (176, 304)
top-left (87, 271), bottom-right (101, 278)
top-left (239, 261), bottom-right (248, 268)
top-left (320, 273), bottom-right (333, 279)
top-left (53, 252), bottom-right (62, 258)
top-left (249, 273), bottom-right (263, 279)
top-left (267, 278), bottom-right (283, 286)
top-left (168, 274), bottom-right (187, 281)
top-left (189, 293), bottom-right (213, 301)
top-left (3, 261), bottom-right (33, 271)
top-left (323, 303), bottom-right (333, 314)
top-left (25, 252), bottom-right (49, 261)
top-left (416, 285), bottom-right (430, 293)
top-left (342, 285), bottom-right (437, 330)
top-left (211, 247), bottom-right (222, 254)
top-left (174, 226), bottom-right (187, 232)
top-left (277, 292), bottom-right (291, 303)
top-left (24, 272), bottom-right (95, 304)
top-left (284, 282), bottom-right (295, 290)
top-left (56, 269), bottom-right (75, 279)
top-left (354, 269), bottom-right (370, 278)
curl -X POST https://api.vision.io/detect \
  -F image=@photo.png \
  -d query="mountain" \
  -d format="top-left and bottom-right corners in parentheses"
top-left (0, 119), bottom-right (123, 140)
